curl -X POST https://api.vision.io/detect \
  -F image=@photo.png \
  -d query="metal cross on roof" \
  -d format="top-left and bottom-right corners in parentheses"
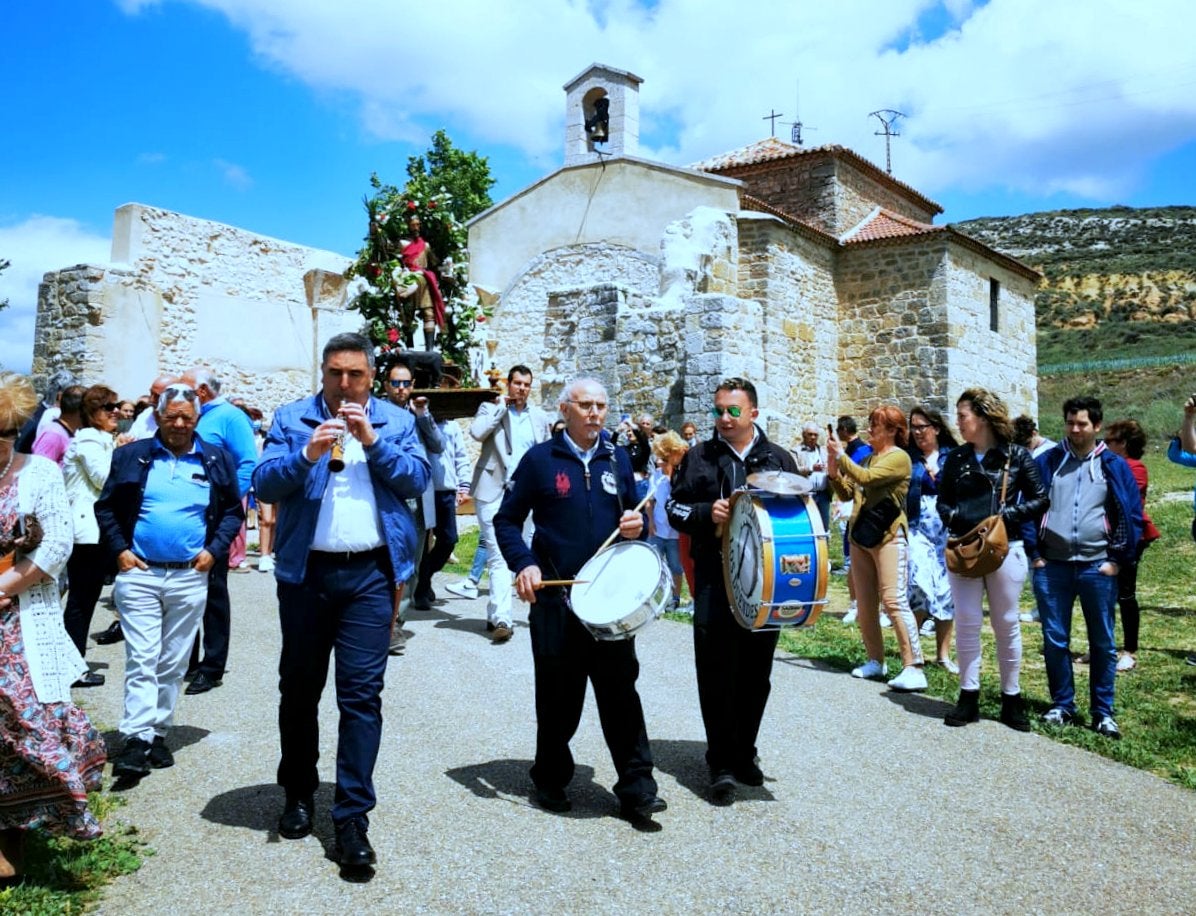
top-left (762, 109), bottom-right (784, 137)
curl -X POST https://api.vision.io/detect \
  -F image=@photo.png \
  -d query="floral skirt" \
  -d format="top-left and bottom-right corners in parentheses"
top-left (908, 495), bottom-right (954, 622)
top-left (0, 608), bottom-right (105, 839)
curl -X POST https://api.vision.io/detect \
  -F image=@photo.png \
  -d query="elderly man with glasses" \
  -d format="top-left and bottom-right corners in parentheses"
top-left (95, 385), bottom-right (244, 779)
top-left (494, 377), bottom-right (666, 822)
top-left (666, 377), bottom-right (798, 805)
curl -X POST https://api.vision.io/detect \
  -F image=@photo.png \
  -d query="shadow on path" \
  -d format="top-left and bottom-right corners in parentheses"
top-left (649, 738), bottom-right (777, 803)
top-left (445, 758), bottom-right (617, 819)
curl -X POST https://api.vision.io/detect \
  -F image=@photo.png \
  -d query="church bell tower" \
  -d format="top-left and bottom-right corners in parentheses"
top-left (563, 63), bottom-right (643, 166)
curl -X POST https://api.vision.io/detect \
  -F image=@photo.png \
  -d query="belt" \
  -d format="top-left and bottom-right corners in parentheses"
top-left (309, 546), bottom-right (388, 563)
top-left (139, 558), bottom-right (194, 570)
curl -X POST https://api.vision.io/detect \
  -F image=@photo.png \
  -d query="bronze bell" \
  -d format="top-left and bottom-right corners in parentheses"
top-left (585, 97), bottom-right (610, 144)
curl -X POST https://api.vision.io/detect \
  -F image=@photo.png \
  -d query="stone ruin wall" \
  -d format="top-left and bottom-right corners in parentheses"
top-left (33, 204), bottom-right (358, 415)
top-left (831, 158), bottom-right (939, 231)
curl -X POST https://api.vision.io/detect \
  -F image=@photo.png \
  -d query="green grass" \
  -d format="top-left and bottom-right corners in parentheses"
top-left (0, 792), bottom-right (149, 913)
top-left (1036, 362), bottom-right (1195, 444)
top-left (1036, 321), bottom-right (1196, 369)
top-left (778, 452), bottom-right (1196, 789)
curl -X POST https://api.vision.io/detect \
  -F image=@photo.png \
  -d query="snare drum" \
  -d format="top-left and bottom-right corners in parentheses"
top-left (571, 542), bottom-right (671, 640)
top-left (723, 491), bottom-right (829, 629)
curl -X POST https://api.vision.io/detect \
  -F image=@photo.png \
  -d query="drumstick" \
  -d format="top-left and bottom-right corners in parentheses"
top-left (593, 478), bottom-right (659, 556)
top-left (533, 579), bottom-right (589, 589)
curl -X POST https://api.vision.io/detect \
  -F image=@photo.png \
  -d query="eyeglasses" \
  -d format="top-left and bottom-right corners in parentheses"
top-left (388, 379), bottom-right (414, 389)
top-left (161, 386), bottom-right (198, 402)
top-left (711, 406), bottom-right (743, 418)
top-left (101, 402), bottom-right (121, 413)
top-left (569, 400), bottom-right (607, 413)
top-left (910, 424), bottom-right (934, 433)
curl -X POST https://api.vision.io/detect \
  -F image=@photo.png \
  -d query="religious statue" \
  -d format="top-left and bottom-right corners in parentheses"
top-left (396, 215), bottom-right (451, 352)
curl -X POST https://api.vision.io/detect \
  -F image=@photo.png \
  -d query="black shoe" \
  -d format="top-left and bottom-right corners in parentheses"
top-left (183, 668), bottom-right (199, 682)
top-left (710, 771), bottom-right (736, 806)
top-left (71, 671), bottom-right (105, 688)
top-left (733, 760), bottom-right (764, 787)
top-left (112, 736), bottom-right (152, 778)
top-left (334, 818), bottom-right (376, 867)
top-left (94, 621), bottom-right (124, 645)
top-left (278, 796), bottom-right (314, 839)
top-left (944, 688), bottom-right (981, 727)
top-left (999, 692), bottom-right (1031, 732)
top-left (185, 673), bottom-right (222, 695)
top-left (411, 593), bottom-right (433, 611)
top-left (148, 735), bottom-right (174, 768)
top-left (533, 786), bottom-right (572, 813)
top-left (620, 793), bottom-right (668, 819)
top-left (388, 629), bottom-right (407, 656)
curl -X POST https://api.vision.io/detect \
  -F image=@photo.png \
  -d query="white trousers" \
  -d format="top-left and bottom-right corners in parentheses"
top-left (948, 542), bottom-right (1028, 694)
top-left (476, 497), bottom-right (514, 627)
top-left (115, 565), bottom-right (208, 742)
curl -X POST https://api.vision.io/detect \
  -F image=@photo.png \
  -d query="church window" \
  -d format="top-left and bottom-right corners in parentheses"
top-left (989, 278), bottom-right (1000, 332)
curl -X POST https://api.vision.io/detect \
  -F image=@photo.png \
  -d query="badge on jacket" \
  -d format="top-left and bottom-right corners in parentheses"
top-left (601, 470), bottom-right (617, 495)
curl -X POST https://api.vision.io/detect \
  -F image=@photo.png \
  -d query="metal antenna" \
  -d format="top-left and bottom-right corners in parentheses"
top-left (762, 109), bottom-right (784, 137)
top-left (790, 80), bottom-right (817, 146)
top-left (869, 109), bottom-right (904, 174)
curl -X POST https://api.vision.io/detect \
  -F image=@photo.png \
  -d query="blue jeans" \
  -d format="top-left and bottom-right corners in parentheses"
top-left (1032, 560), bottom-right (1118, 719)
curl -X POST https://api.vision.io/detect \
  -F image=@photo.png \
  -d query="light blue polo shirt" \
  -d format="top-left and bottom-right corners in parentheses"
top-left (131, 438), bottom-right (210, 563)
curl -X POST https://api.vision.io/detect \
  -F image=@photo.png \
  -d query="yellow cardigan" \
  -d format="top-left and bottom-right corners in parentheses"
top-left (828, 447), bottom-right (912, 545)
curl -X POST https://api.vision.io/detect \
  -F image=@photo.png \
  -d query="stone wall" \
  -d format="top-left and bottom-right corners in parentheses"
top-left (33, 204), bottom-right (357, 413)
top-left (832, 158), bottom-right (939, 232)
top-left (942, 243), bottom-right (1039, 418)
top-left (835, 239), bottom-right (951, 417)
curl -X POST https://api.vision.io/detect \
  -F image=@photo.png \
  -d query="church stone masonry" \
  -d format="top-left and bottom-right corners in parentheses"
top-left (469, 63), bottom-right (1040, 443)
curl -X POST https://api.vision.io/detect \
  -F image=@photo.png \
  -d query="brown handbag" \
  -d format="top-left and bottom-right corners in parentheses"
top-left (945, 452), bottom-right (1011, 578)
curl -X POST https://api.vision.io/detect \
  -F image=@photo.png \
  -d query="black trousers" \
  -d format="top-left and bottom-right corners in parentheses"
top-left (63, 543), bottom-right (108, 657)
top-left (692, 571), bottom-right (779, 774)
top-left (190, 558), bottom-right (231, 678)
top-left (528, 593), bottom-right (656, 803)
top-left (415, 490), bottom-right (459, 600)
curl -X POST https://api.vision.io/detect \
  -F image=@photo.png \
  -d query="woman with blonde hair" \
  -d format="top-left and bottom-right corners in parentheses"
top-left (828, 404), bottom-right (926, 692)
top-left (937, 388), bottom-right (1047, 730)
top-left (648, 430), bottom-right (690, 611)
top-left (0, 373), bottom-right (106, 880)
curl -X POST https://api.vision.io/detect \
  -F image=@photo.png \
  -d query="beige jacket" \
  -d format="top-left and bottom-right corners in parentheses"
top-left (468, 399), bottom-right (552, 503)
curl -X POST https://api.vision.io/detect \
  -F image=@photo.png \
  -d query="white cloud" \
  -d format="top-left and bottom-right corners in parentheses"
top-left (213, 158), bottom-right (254, 190)
top-left (0, 217), bottom-right (111, 373)
top-left (121, 0), bottom-right (1196, 210)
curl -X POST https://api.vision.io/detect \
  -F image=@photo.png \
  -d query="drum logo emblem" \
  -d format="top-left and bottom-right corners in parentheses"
top-left (780, 554), bottom-right (810, 574)
top-left (601, 470), bottom-right (617, 494)
top-left (555, 471), bottom-right (571, 497)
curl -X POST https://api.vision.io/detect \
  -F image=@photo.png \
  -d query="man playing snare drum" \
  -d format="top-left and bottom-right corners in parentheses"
top-left (494, 377), bottom-right (667, 823)
top-left (666, 376), bottom-right (798, 805)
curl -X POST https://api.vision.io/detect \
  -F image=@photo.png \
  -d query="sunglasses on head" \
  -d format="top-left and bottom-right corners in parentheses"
top-left (388, 379), bottom-right (414, 388)
top-left (162, 386), bottom-right (198, 402)
top-left (711, 406), bottom-right (743, 418)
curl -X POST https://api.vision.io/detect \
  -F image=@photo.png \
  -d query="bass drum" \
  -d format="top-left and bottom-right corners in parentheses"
top-left (722, 490), bottom-right (829, 630)
top-left (571, 541), bottom-right (671, 640)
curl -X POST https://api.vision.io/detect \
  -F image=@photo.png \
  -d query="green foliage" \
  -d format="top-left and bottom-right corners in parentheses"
top-left (346, 131), bottom-right (496, 371)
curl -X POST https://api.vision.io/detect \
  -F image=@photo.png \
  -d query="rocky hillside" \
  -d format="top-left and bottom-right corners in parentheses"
top-left (955, 206), bottom-right (1196, 330)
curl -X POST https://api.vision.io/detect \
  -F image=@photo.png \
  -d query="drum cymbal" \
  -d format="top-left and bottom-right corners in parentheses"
top-left (746, 471), bottom-right (813, 496)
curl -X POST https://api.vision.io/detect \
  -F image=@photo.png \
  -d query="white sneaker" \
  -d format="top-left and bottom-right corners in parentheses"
top-left (887, 665), bottom-right (928, 692)
top-left (919, 618), bottom-right (936, 637)
top-left (935, 656), bottom-right (960, 675)
top-left (851, 659), bottom-right (888, 680)
top-left (1116, 652), bottom-right (1137, 673)
top-left (445, 580), bottom-right (480, 600)
top-left (841, 602), bottom-right (858, 625)
top-left (880, 614), bottom-right (892, 629)
top-left (258, 555), bottom-right (275, 573)
top-left (1018, 610), bottom-right (1040, 623)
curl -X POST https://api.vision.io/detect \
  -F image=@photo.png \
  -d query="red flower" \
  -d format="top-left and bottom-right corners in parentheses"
top-left (428, 201), bottom-right (437, 209)
top-left (370, 265), bottom-right (382, 278)
top-left (407, 201), bottom-right (417, 210)
top-left (476, 315), bottom-right (486, 323)
top-left (386, 328), bottom-right (399, 343)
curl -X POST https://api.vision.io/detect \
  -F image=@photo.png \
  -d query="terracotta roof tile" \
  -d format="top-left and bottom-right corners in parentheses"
top-left (843, 208), bottom-right (944, 243)
top-left (690, 137), bottom-right (807, 171)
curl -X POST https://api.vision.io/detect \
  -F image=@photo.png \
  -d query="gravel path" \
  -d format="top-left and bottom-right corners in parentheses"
top-left (81, 562), bottom-right (1195, 914)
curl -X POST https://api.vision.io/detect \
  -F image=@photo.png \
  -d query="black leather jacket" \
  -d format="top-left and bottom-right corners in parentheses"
top-left (936, 442), bottom-right (1048, 537)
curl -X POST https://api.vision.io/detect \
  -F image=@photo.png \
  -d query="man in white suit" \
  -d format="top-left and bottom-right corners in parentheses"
top-left (464, 365), bottom-right (551, 643)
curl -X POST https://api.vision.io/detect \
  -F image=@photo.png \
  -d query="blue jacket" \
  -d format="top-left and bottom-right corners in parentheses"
top-left (1167, 437), bottom-right (1196, 511)
top-left (494, 431), bottom-right (643, 580)
top-left (905, 446), bottom-right (952, 523)
top-left (253, 393), bottom-right (431, 586)
top-left (1025, 442), bottom-right (1142, 565)
top-left (95, 434), bottom-right (245, 563)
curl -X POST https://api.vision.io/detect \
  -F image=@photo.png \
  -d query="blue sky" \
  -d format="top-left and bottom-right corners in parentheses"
top-left (3, 0), bottom-right (1195, 371)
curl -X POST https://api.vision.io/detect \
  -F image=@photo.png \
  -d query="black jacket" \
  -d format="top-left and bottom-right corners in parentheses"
top-left (666, 427), bottom-right (798, 564)
top-left (936, 441), bottom-right (1047, 538)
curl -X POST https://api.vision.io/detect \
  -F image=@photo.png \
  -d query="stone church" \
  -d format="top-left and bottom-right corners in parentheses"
top-left (32, 63), bottom-right (1037, 441)
top-left (469, 63), bottom-right (1039, 441)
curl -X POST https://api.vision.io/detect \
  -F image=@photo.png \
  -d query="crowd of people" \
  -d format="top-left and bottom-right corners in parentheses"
top-left (0, 342), bottom-right (1190, 880)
